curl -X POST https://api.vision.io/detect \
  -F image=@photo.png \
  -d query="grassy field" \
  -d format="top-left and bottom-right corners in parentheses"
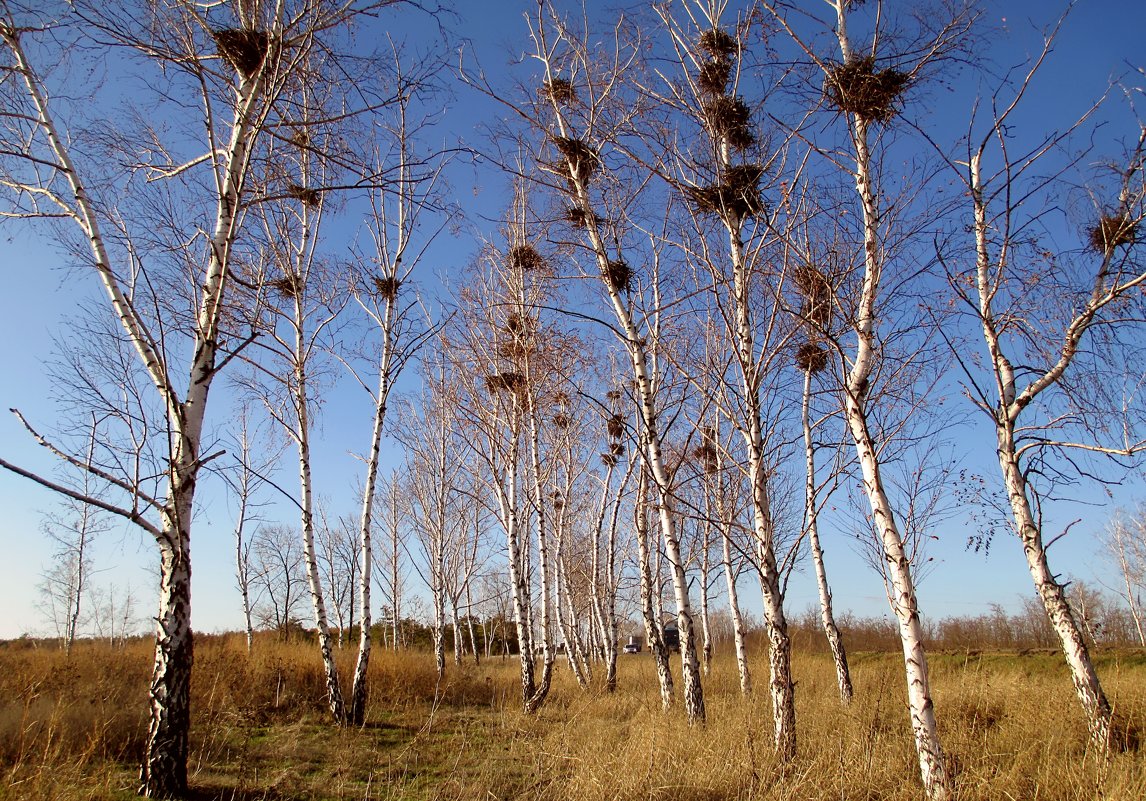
top-left (1, 636), bottom-right (1143, 800)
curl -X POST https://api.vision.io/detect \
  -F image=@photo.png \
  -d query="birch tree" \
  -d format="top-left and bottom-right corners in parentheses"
top-left (941, 32), bottom-right (1146, 747)
top-left (0, 1), bottom-right (386, 792)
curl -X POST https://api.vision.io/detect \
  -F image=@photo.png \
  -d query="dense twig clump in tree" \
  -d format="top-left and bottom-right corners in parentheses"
top-left (268, 274), bottom-right (302, 298)
top-left (541, 77), bottom-right (576, 105)
top-left (824, 55), bottom-right (909, 123)
top-left (506, 312), bottom-right (536, 336)
top-left (212, 28), bottom-right (269, 77)
top-left (485, 372), bottom-right (526, 393)
top-left (795, 341), bottom-right (829, 374)
top-left (1089, 214), bottom-right (1138, 251)
top-left (286, 183), bottom-right (321, 207)
top-left (497, 340), bottom-right (532, 362)
top-left (687, 164), bottom-right (765, 219)
top-left (693, 442), bottom-right (718, 473)
top-left (564, 206), bottom-right (598, 229)
top-left (699, 27), bottom-right (736, 59)
top-left (601, 452), bottom-right (618, 467)
top-left (606, 413), bottom-right (624, 440)
top-left (551, 136), bottom-right (599, 181)
top-left (604, 259), bottom-right (632, 292)
top-left (373, 276), bottom-right (400, 299)
top-left (553, 413), bottom-right (570, 428)
top-left (509, 244), bottom-right (546, 272)
top-left (794, 264), bottom-right (833, 327)
top-left (698, 58), bottom-right (732, 95)
top-left (702, 95), bottom-right (754, 150)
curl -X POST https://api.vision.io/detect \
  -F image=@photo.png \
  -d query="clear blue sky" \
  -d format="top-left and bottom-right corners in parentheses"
top-left (1, 1), bottom-right (1144, 640)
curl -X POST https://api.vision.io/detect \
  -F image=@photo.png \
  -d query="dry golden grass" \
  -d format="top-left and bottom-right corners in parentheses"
top-left (1, 635), bottom-right (1143, 800)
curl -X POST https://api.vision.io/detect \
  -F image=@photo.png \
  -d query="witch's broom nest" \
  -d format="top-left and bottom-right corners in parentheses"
top-left (509, 244), bottom-right (546, 272)
top-left (497, 339), bottom-right (533, 362)
top-left (601, 452), bottom-right (619, 467)
top-left (692, 443), bottom-right (719, 474)
top-left (794, 264), bottom-right (833, 327)
top-left (212, 28), bottom-right (269, 77)
top-left (268, 274), bottom-right (302, 298)
top-left (701, 94), bottom-right (754, 150)
top-left (794, 341), bottom-right (829, 374)
top-left (541, 77), bottom-right (576, 105)
top-left (564, 206), bottom-right (599, 229)
top-left (824, 55), bottom-right (909, 123)
top-left (551, 136), bottom-right (600, 183)
top-left (1089, 214), bottom-right (1138, 251)
top-left (606, 413), bottom-right (625, 439)
top-left (686, 163), bottom-right (765, 219)
top-left (485, 372), bottom-right (526, 393)
top-left (286, 183), bottom-right (321, 207)
top-left (604, 259), bottom-right (632, 292)
top-left (698, 58), bottom-right (732, 96)
top-left (699, 27), bottom-right (737, 59)
top-left (553, 413), bottom-right (571, 429)
top-left (506, 312), bottom-right (536, 336)
top-left (373, 276), bottom-right (400, 300)
top-left (609, 441), bottom-right (625, 456)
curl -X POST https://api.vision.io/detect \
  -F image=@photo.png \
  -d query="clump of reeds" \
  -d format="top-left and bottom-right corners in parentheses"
top-left (604, 259), bottom-right (632, 292)
top-left (824, 55), bottom-right (909, 123)
top-left (212, 28), bottom-right (269, 77)
top-left (286, 183), bottom-right (321, 207)
top-left (541, 77), bottom-right (576, 105)
top-left (687, 164), bottom-right (765, 219)
top-left (794, 341), bottom-right (829, 374)
top-left (702, 94), bottom-right (754, 150)
top-left (1089, 214), bottom-right (1138, 251)
top-left (552, 136), bottom-right (600, 182)
top-left (509, 244), bottom-right (546, 272)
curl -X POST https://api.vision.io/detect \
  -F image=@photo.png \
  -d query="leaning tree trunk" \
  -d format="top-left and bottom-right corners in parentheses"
top-left (802, 368), bottom-right (852, 703)
top-left (635, 469), bottom-right (675, 709)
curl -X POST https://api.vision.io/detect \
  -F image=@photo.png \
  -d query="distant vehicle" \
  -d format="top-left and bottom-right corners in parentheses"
top-left (622, 642), bottom-right (641, 654)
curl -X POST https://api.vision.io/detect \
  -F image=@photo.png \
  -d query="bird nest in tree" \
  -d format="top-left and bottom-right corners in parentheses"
top-left (213, 28), bottom-right (269, 77)
top-left (506, 312), bottom-right (536, 336)
top-left (565, 206), bottom-right (598, 229)
top-left (373, 276), bottom-right (400, 299)
top-left (607, 413), bottom-right (625, 439)
top-left (795, 341), bottom-right (829, 374)
top-left (702, 95), bottom-right (754, 150)
top-left (601, 452), bottom-right (619, 467)
top-left (605, 259), bottom-right (632, 292)
top-left (486, 372), bottom-right (526, 393)
top-left (509, 244), bottom-right (546, 272)
top-left (1089, 214), bottom-right (1138, 251)
top-left (552, 494), bottom-right (566, 510)
top-left (551, 136), bottom-right (600, 182)
top-left (687, 164), bottom-right (765, 219)
top-left (698, 58), bottom-right (732, 95)
top-left (553, 413), bottom-right (571, 428)
top-left (605, 389), bottom-right (621, 401)
top-left (268, 274), bottom-right (302, 298)
top-left (609, 441), bottom-right (625, 456)
top-left (699, 27), bottom-right (736, 59)
top-left (693, 443), bottom-right (718, 473)
top-left (541, 77), bottom-right (576, 105)
top-left (824, 56), bottom-right (909, 123)
top-left (286, 183), bottom-right (321, 207)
